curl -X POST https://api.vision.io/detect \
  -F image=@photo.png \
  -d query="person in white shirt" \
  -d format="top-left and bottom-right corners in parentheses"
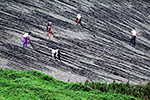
top-left (52, 49), bottom-right (60, 60)
top-left (131, 28), bottom-right (137, 46)
top-left (23, 32), bottom-right (31, 48)
top-left (76, 14), bottom-right (82, 24)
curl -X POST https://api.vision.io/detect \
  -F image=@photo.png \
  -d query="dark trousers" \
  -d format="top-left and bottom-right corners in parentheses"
top-left (57, 50), bottom-right (60, 60)
top-left (76, 18), bottom-right (81, 24)
top-left (131, 36), bottom-right (136, 46)
top-left (54, 50), bottom-right (60, 60)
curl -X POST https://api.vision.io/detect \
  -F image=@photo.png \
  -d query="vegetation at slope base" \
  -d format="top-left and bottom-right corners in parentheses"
top-left (0, 69), bottom-right (149, 100)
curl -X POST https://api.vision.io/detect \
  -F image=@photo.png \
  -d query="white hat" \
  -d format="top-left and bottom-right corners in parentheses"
top-left (48, 22), bottom-right (52, 25)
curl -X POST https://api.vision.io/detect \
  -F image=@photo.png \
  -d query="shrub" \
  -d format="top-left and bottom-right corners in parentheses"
top-left (66, 83), bottom-right (92, 92)
top-left (41, 75), bottom-right (54, 81)
top-left (88, 82), bottom-right (109, 92)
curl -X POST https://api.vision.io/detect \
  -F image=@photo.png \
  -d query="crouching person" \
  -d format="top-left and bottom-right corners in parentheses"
top-left (52, 49), bottom-right (60, 60)
top-left (76, 14), bottom-right (82, 24)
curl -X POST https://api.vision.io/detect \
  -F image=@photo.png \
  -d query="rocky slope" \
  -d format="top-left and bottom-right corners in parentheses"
top-left (0, 0), bottom-right (150, 83)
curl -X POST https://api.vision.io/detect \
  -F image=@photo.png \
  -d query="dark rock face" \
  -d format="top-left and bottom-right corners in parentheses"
top-left (0, 0), bottom-right (150, 83)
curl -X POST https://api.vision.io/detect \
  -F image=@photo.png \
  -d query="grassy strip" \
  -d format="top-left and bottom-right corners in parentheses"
top-left (86, 81), bottom-right (150, 99)
top-left (0, 69), bottom-right (147, 100)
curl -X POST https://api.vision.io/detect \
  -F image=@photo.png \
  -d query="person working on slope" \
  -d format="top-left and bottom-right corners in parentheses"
top-left (76, 14), bottom-right (82, 24)
top-left (23, 32), bottom-right (31, 48)
top-left (46, 22), bottom-right (52, 39)
top-left (52, 49), bottom-right (60, 60)
top-left (131, 28), bottom-right (137, 46)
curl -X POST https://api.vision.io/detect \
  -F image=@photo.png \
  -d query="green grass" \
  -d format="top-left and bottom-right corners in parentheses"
top-left (0, 69), bottom-right (149, 100)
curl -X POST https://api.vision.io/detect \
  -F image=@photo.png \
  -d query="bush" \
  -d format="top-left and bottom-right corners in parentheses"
top-left (87, 81), bottom-right (150, 99)
top-left (41, 75), bottom-right (54, 81)
top-left (66, 83), bottom-right (92, 92)
top-left (88, 82), bottom-right (109, 92)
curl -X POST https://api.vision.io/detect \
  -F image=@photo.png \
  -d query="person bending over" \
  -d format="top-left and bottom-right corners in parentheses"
top-left (23, 32), bottom-right (31, 48)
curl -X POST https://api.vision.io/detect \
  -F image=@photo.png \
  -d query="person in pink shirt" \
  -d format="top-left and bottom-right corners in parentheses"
top-left (46, 22), bottom-right (52, 39)
top-left (131, 28), bottom-right (137, 46)
top-left (23, 32), bottom-right (31, 48)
